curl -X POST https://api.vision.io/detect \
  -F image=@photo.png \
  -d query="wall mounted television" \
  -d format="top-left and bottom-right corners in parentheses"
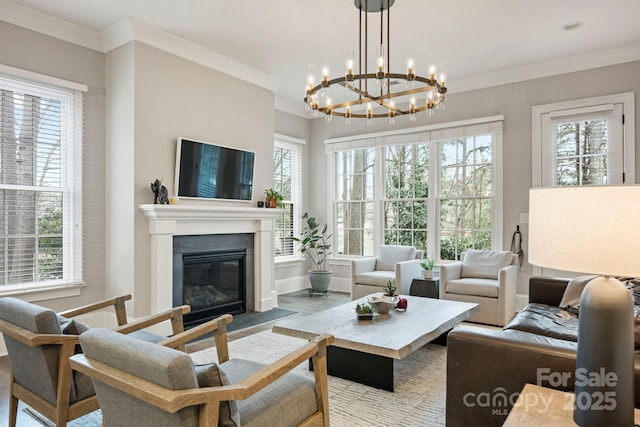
top-left (174, 138), bottom-right (255, 202)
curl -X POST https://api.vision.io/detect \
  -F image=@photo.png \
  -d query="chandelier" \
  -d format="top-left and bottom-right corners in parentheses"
top-left (304, 0), bottom-right (447, 123)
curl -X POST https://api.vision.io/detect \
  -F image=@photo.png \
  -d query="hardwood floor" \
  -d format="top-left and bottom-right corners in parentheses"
top-left (0, 289), bottom-right (350, 426)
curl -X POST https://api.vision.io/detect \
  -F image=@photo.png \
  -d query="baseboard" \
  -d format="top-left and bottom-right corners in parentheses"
top-left (275, 275), bottom-right (351, 295)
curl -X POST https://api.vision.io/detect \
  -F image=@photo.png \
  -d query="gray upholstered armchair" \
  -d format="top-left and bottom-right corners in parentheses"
top-left (0, 296), bottom-right (190, 427)
top-left (350, 245), bottom-right (423, 300)
top-left (70, 315), bottom-right (334, 427)
top-left (439, 250), bottom-right (518, 326)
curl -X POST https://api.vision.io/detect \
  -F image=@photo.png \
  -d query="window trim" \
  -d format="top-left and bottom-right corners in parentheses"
top-left (325, 116), bottom-right (504, 261)
top-left (0, 67), bottom-right (86, 300)
top-left (532, 92), bottom-right (635, 187)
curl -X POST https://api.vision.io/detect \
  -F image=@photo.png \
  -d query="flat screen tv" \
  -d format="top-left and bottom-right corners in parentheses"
top-left (175, 138), bottom-right (255, 201)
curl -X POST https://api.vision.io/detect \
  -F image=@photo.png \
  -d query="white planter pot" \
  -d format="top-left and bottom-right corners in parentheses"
top-left (423, 270), bottom-right (433, 279)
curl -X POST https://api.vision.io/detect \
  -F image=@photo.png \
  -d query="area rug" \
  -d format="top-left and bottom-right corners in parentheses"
top-left (26, 329), bottom-right (446, 426)
top-left (191, 330), bottom-right (447, 426)
top-left (24, 406), bottom-right (102, 426)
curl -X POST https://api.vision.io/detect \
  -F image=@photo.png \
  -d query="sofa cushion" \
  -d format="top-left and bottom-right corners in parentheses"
top-left (503, 303), bottom-right (579, 342)
top-left (376, 245), bottom-right (416, 271)
top-left (193, 362), bottom-right (240, 427)
top-left (558, 275), bottom-right (599, 309)
top-left (355, 271), bottom-right (395, 287)
top-left (221, 358), bottom-right (318, 427)
top-left (446, 278), bottom-right (499, 298)
top-left (461, 250), bottom-right (513, 280)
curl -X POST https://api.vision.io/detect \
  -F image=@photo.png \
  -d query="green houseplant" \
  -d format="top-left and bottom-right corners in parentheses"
top-left (264, 188), bottom-right (283, 208)
top-left (420, 258), bottom-right (436, 279)
top-left (293, 212), bottom-right (332, 294)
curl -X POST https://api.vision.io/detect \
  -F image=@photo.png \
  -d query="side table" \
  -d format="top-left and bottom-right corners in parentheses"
top-left (503, 383), bottom-right (640, 426)
top-left (410, 278), bottom-right (439, 298)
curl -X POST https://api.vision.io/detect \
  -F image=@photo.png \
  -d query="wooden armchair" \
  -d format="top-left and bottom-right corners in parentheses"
top-left (70, 314), bottom-right (334, 427)
top-left (0, 295), bottom-right (190, 427)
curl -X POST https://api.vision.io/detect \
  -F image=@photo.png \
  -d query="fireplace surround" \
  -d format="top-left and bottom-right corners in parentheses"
top-left (139, 204), bottom-right (281, 322)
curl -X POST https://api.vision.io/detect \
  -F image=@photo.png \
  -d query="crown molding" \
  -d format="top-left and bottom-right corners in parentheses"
top-left (101, 18), bottom-right (282, 93)
top-left (0, 0), bottom-right (102, 51)
top-left (449, 43), bottom-right (640, 94)
top-left (3, 0), bottom-right (640, 111)
top-left (275, 96), bottom-right (308, 119)
top-left (0, 2), bottom-right (281, 93)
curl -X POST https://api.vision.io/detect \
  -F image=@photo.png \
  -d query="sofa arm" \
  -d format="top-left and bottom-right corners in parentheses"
top-left (528, 277), bottom-right (569, 306)
top-left (351, 257), bottom-right (377, 275)
top-left (395, 259), bottom-right (423, 295)
top-left (446, 325), bottom-right (578, 427)
top-left (350, 257), bottom-right (378, 298)
top-left (439, 261), bottom-right (462, 298)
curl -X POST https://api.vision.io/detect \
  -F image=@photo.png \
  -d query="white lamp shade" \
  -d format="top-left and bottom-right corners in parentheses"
top-left (528, 185), bottom-right (640, 277)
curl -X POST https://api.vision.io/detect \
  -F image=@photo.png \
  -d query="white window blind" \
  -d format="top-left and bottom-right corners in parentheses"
top-left (0, 73), bottom-right (84, 291)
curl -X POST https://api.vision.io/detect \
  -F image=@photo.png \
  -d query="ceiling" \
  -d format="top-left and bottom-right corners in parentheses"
top-left (4, 0), bottom-right (640, 116)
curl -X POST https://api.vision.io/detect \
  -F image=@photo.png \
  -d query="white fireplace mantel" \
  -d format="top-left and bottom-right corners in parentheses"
top-left (139, 204), bottom-right (282, 315)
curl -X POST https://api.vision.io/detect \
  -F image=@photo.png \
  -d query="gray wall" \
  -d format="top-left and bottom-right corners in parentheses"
top-left (105, 42), bottom-right (276, 316)
top-left (0, 22), bottom-right (106, 312)
top-left (306, 60), bottom-right (640, 296)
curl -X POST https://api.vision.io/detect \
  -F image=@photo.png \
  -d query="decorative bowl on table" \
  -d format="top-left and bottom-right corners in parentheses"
top-left (367, 295), bottom-right (399, 314)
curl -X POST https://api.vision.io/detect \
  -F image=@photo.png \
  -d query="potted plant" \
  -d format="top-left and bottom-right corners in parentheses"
top-left (293, 212), bottom-right (332, 294)
top-left (420, 258), bottom-right (436, 279)
top-left (355, 302), bottom-right (374, 320)
top-left (383, 280), bottom-right (397, 297)
top-left (264, 188), bottom-right (283, 208)
top-left (368, 280), bottom-right (398, 314)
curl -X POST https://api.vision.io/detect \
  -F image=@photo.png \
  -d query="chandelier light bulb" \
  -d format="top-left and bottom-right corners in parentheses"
top-left (389, 101), bottom-right (396, 124)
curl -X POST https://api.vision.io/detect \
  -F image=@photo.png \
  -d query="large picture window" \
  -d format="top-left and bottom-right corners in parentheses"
top-left (327, 117), bottom-right (503, 261)
top-left (0, 73), bottom-right (84, 291)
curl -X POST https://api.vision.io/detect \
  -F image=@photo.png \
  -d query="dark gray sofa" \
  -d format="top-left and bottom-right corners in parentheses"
top-left (446, 277), bottom-right (640, 427)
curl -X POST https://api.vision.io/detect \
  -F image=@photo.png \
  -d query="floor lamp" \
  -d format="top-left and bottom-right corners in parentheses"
top-left (528, 185), bottom-right (639, 426)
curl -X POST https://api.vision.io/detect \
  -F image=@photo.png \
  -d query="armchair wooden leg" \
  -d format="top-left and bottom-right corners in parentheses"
top-left (198, 402), bottom-right (220, 427)
top-left (312, 347), bottom-right (330, 426)
top-left (9, 376), bottom-right (18, 427)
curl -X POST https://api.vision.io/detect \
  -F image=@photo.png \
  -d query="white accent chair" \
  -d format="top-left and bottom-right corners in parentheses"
top-left (439, 250), bottom-right (518, 326)
top-left (350, 245), bottom-right (424, 300)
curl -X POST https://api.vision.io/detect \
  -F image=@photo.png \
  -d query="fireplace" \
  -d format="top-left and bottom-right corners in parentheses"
top-left (178, 250), bottom-right (246, 326)
top-left (173, 233), bottom-right (255, 327)
top-left (140, 205), bottom-right (280, 334)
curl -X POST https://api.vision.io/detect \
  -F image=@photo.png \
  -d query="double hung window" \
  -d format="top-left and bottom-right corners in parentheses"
top-left (0, 72), bottom-right (84, 292)
top-left (327, 117), bottom-right (503, 261)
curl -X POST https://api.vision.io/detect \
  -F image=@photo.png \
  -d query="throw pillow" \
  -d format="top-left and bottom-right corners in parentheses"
top-left (558, 275), bottom-right (599, 310)
top-left (460, 250), bottom-right (513, 279)
top-left (193, 362), bottom-right (240, 427)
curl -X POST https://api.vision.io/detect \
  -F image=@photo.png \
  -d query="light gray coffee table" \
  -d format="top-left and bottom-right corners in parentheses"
top-left (272, 293), bottom-right (478, 391)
